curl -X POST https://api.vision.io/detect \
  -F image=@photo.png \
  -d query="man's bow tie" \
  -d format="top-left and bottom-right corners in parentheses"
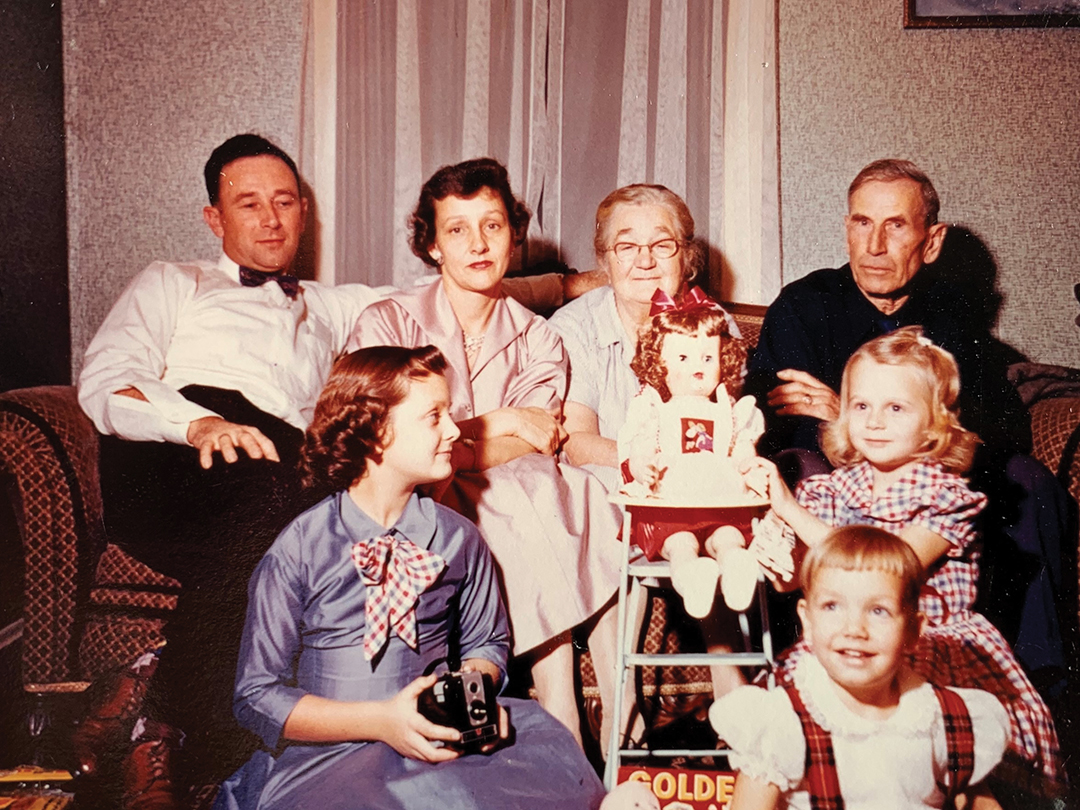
top-left (239, 265), bottom-right (300, 300)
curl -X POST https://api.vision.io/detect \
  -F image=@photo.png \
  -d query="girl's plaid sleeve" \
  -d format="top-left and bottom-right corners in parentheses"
top-left (916, 474), bottom-right (988, 557)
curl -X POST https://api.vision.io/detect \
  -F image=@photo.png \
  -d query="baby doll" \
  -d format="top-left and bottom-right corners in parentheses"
top-left (617, 287), bottom-right (784, 616)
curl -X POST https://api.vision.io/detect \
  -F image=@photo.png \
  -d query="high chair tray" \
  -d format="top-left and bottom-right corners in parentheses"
top-left (609, 494), bottom-right (768, 509)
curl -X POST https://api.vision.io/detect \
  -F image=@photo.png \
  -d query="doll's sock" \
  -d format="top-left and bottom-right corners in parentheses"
top-left (720, 546), bottom-right (758, 613)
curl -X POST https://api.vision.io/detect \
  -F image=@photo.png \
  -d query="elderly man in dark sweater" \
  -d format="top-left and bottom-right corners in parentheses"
top-left (746, 159), bottom-right (1070, 690)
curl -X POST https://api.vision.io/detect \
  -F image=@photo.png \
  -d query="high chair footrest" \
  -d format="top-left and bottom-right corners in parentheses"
top-left (625, 652), bottom-right (770, 667)
top-left (617, 747), bottom-right (733, 759)
top-left (628, 561), bottom-right (671, 577)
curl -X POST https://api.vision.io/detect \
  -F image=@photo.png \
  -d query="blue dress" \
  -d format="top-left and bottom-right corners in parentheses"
top-left (214, 491), bottom-right (605, 810)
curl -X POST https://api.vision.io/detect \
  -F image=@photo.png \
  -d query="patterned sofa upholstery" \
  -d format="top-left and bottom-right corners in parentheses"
top-left (1, 386), bottom-right (178, 697)
top-left (3, 305), bottom-right (1077, 735)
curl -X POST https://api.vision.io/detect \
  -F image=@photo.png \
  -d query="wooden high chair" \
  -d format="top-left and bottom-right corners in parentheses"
top-left (604, 496), bottom-right (777, 790)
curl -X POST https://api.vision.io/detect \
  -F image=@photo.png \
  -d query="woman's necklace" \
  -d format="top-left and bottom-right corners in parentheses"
top-left (463, 332), bottom-right (485, 366)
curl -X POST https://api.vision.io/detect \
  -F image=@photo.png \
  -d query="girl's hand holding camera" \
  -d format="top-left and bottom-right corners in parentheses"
top-left (378, 670), bottom-right (509, 761)
top-left (379, 674), bottom-right (464, 763)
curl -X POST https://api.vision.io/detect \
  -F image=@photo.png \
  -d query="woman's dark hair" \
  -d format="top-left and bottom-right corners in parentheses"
top-left (301, 345), bottom-right (448, 491)
top-left (408, 157), bottom-right (531, 266)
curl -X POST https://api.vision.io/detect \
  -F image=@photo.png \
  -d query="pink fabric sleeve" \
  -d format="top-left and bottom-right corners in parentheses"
top-left (499, 318), bottom-right (568, 413)
top-left (346, 299), bottom-right (424, 352)
top-left (794, 473), bottom-right (841, 525)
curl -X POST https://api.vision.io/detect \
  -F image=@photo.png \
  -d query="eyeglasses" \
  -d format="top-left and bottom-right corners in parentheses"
top-left (608, 238), bottom-right (681, 263)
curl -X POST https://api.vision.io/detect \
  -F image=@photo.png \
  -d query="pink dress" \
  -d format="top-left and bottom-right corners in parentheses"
top-left (779, 461), bottom-right (1062, 790)
top-left (348, 280), bottom-right (622, 654)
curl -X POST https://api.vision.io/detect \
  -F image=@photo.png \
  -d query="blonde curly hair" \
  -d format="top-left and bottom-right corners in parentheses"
top-left (821, 326), bottom-right (979, 473)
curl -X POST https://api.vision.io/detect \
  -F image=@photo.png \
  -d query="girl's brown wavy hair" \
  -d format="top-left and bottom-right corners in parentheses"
top-left (301, 345), bottom-right (448, 491)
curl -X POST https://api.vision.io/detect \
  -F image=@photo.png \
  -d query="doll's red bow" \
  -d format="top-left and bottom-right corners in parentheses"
top-left (649, 286), bottom-right (722, 316)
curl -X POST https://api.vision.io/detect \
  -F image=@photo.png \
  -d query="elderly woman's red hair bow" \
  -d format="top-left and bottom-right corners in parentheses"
top-left (649, 286), bottom-right (724, 317)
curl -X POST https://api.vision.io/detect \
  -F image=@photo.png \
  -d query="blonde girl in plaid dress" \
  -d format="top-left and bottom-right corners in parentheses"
top-left (745, 326), bottom-right (1063, 795)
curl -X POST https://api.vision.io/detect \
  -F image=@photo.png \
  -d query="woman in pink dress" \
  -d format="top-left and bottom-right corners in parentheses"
top-left (348, 158), bottom-right (623, 751)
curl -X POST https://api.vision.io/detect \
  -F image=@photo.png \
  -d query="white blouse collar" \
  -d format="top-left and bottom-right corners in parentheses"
top-left (792, 654), bottom-right (936, 740)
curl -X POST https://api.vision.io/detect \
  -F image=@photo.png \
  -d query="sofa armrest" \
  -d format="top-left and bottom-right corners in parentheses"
top-left (0, 386), bottom-right (105, 688)
top-left (1030, 396), bottom-right (1080, 504)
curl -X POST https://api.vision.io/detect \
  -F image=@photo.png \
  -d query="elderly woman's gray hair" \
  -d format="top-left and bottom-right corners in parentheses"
top-left (593, 184), bottom-right (703, 282)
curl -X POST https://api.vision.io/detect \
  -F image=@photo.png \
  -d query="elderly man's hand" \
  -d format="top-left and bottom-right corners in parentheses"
top-left (767, 369), bottom-right (840, 422)
top-left (187, 416), bottom-right (280, 469)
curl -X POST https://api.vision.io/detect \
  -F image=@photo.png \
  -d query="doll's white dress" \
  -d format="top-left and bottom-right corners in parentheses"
top-left (617, 384), bottom-right (763, 502)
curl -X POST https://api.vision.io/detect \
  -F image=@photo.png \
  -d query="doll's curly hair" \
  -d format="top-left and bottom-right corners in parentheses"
top-left (301, 345), bottom-right (449, 491)
top-left (821, 326), bottom-right (979, 473)
top-left (630, 307), bottom-right (747, 402)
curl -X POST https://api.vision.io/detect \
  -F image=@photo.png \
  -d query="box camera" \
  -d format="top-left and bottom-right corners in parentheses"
top-left (417, 670), bottom-right (499, 753)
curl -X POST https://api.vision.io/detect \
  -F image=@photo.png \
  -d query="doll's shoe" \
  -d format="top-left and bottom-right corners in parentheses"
top-left (720, 547), bottom-right (758, 613)
top-left (670, 557), bottom-right (720, 619)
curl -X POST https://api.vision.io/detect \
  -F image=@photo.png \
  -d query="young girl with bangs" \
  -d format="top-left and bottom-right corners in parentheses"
top-left (214, 345), bottom-right (605, 810)
top-left (745, 326), bottom-right (1062, 795)
top-left (712, 527), bottom-right (1009, 809)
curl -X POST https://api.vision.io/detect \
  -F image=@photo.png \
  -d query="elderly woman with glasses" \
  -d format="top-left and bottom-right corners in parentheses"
top-left (548, 184), bottom-right (714, 491)
top-left (549, 185), bottom-right (753, 714)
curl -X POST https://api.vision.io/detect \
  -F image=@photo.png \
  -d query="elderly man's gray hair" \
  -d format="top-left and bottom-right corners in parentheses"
top-left (848, 159), bottom-right (940, 227)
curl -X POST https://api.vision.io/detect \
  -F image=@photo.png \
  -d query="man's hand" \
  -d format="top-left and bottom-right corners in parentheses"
top-left (767, 369), bottom-right (840, 422)
top-left (562, 269), bottom-right (608, 301)
top-left (186, 416), bottom-right (280, 469)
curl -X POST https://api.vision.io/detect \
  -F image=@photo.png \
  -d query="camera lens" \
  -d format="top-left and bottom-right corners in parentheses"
top-left (469, 701), bottom-right (487, 721)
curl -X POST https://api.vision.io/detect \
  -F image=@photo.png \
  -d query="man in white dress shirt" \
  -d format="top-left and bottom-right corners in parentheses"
top-left (76, 134), bottom-right (593, 804)
top-left (78, 135), bottom-right (385, 803)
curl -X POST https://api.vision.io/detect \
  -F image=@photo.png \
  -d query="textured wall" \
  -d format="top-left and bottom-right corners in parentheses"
top-left (63, 0), bottom-right (305, 372)
top-left (778, 0), bottom-right (1080, 366)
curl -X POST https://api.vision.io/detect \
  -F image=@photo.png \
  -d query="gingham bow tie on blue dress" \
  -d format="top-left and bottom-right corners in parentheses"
top-left (351, 533), bottom-right (447, 661)
top-left (238, 265), bottom-right (300, 300)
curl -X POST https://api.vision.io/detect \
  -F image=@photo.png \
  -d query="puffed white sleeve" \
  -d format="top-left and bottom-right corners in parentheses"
top-left (935, 688), bottom-right (1009, 787)
top-left (77, 263), bottom-right (221, 444)
top-left (730, 393), bottom-right (766, 463)
top-left (709, 686), bottom-right (806, 791)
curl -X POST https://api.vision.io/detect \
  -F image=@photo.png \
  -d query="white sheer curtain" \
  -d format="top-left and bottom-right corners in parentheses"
top-left (310, 0), bottom-right (779, 305)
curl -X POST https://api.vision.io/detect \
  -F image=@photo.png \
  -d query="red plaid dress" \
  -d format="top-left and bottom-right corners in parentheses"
top-left (711, 655), bottom-right (1009, 808)
top-left (784, 682), bottom-right (975, 810)
top-left (780, 461), bottom-right (1063, 789)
